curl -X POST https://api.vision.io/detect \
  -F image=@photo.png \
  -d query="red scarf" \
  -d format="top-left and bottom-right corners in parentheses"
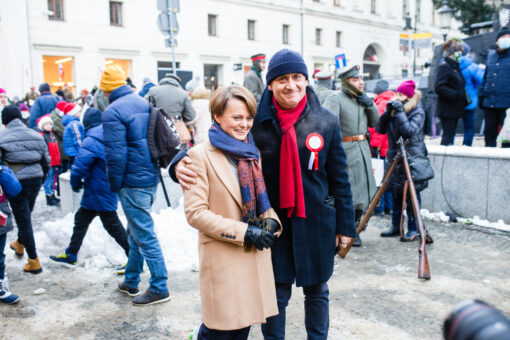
top-left (273, 94), bottom-right (307, 218)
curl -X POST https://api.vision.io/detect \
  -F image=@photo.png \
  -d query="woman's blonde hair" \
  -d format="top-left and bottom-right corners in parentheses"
top-left (209, 85), bottom-right (257, 121)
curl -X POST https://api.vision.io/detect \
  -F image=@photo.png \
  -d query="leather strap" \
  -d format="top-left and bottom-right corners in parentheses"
top-left (342, 134), bottom-right (366, 142)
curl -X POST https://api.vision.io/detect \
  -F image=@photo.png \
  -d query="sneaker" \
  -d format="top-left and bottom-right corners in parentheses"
top-left (352, 233), bottom-right (362, 247)
top-left (0, 277), bottom-right (20, 305)
top-left (400, 230), bottom-right (418, 242)
top-left (373, 209), bottom-right (384, 216)
top-left (189, 325), bottom-right (200, 340)
top-left (132, 289), bottom-right (170, 306)
top-left (118, 281), bottom-right (140, 297)
top-left (116, 264), bottom-right (127, 275)
top-left (49, 249), bottom-right (77, 268)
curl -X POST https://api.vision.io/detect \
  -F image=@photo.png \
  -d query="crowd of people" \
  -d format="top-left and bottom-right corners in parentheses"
top-left (0, 27), bottom-right (507, 339)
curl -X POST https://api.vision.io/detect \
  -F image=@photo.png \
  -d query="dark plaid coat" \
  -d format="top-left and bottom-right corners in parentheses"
top-left (252, 87), bottom-right (356, 287)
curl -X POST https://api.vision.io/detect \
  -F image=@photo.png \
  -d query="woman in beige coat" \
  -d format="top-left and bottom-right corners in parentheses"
top-left (184, 85), bottom-right (281, 339)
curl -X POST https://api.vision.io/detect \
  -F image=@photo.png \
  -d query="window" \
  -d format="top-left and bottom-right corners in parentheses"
top-left (282, 24), bottom-right (289, 44)
top-left (315, 28), bottom-right (322, 46)
top-left (47, 0), bottom-right (64, 21)
top-left (336, 31), bottom-right (342, 48)
top-left (402, 0), bottom-right (409, 19)
top-left (371, 0), bottom-right (376, 14)
top-left (109, 1), bottom-right (123, 26)
top-left (333, 0), bottom-right (340, 6)
top-left (247, 20), bottom-right (255, 40)
top-left (208, 14), bottom-right (217, 36)
top-left (42, 55), bottom-right (74, 92)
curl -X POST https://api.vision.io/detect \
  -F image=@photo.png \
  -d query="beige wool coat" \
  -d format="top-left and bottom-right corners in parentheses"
top-left (183, 140), bottom-right (281, 331)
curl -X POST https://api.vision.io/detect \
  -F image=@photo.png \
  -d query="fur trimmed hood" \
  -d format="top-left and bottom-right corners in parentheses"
top-left (403, 89), bottom-right (422, 113)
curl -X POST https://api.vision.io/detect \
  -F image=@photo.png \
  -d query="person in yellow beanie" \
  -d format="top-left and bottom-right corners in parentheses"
top-left (101, 64), bottom-right (170, 305)
top-left (99, 65), bottom-right (127, 94)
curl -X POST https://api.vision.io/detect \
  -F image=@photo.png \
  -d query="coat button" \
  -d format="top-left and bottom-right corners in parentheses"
top-left (233, 236), bottom-right (236, 240)
top-left (221, 233), bottom-right (225, 237)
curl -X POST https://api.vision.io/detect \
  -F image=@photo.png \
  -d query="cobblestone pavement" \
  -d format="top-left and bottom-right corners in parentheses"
top-left (2, 194), bottom-right (510, 339)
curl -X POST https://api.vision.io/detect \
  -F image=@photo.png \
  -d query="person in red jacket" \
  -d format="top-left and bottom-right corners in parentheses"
top-left (369, 80), bottom-right (393, 216)
top-left (37, 115), bottom-right (61, 206)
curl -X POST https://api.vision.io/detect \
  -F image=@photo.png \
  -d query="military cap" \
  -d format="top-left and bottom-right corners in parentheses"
top-left (251, 53), bottom-right (266, 62)
top-left (337, 65), bottom-right (361, 80)
top-left (315, 70), bottom-right (333, 80)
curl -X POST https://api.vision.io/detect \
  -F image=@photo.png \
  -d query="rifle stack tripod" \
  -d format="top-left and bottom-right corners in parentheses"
top-left (339, 137), bottom-right (433, 280)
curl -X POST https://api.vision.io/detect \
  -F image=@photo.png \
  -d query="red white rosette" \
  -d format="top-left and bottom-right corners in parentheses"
top-left (305, 133), bottom-right (324, 171)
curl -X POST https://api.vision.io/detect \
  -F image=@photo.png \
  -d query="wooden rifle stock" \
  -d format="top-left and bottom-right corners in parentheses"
top-left (338, 157), bottom-right (399, 258)
top-left (398, 138), bottom-right (431, 280)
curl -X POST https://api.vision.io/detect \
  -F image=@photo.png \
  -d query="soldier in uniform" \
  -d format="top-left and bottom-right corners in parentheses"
top-left (324, 65), bottom-right (379, 247)
top-left (243, 53), bottom-right (266, 102)
top-left (314, 70), bottom-right (335, 105)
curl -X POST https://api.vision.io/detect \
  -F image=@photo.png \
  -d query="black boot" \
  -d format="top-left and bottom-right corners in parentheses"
top-left (400, 230), bottom-right (418, 242)
top-left (50, 193), bottom-right (61, 206)
top-left (352, 233), bottom-right (362, 247)
top-left (380, 225), bottom-right (400, 237)
top-left (45, 195), bottom-right (55, 206)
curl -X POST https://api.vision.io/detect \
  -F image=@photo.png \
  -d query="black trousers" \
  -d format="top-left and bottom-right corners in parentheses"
top-left (8, 178), bottom-right (42, 259)
top-left (484, 108), bottom-right (507, 147)
top-left (440, 117), bottom-right (459, 146)
top-left (68, 207), bottom-right (129, 256)
top-left (198, 323), bottom-right (250, 340)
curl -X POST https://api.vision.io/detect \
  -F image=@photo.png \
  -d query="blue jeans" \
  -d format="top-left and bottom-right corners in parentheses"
top-left (118, 186), bottom-right (168, 295)
top-left (463, 109), bottom-right (476, 146)
top-left (0, 233), bottom-right (6, 279)
top-left (392, 192), bottom-right (421, 232)
top-left (261, 282), bottom-right (329, 340)
top-left (43, 166), bottom-right (58, 196)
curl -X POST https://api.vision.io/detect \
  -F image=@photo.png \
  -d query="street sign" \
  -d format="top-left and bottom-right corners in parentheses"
top-left (399, 32), bottom-right (431, 50)
top-left (157, 13), bottom-right (171, 35)
top-left (157, 0), bottom-right (180, 12)
top-left (335, 53), bottom-right (346, 69)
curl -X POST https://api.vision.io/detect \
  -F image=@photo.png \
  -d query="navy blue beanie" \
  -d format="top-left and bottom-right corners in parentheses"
top-left (39, 82), bottom-right (51, 93)
top-left (82, 107), bottom-right (102, 131)
top-left (266, 49), bottom-right (309, 85)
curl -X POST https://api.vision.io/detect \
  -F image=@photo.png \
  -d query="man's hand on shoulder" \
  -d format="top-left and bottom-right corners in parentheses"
top-left (176, 156), bottom-right (197, 190)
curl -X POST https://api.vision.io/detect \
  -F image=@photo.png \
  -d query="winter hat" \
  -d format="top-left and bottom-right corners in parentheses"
top-left (37, 114), bottom-right (53, 130)
top-left (64, 102), bottom-right (80, 116)
top-left (19, 103), bottom-right (29, 112)
top-left (396, 80), bottom-right (416, 99)
top-left (0, 88), bottom-right (5, 94)
top-left (266, 49), bottom-right (309, 85)
top-left (99, 65), bottom-right (127, 92)
top-left (39, 82), bottom-right (51, 93)
top-left (82, 107), bottom-right (102, 131)
top-left (185, 75), bottom-right (201, 92)
top-left (1, 105), bottom-right (22, 125)
top-left (55, 101), bottom-right (67, 116)
top-left (462, 42), bottom-right (471, 56)
top-left (497, 26), bottom-right (510, 40)
top-left (374, 79), bottom-right (389, 95)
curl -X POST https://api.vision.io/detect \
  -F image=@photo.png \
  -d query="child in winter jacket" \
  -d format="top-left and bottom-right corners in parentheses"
top-left (0, 165), bottom-right (22, 304)
top-left (49, 108), bottom-right (129, 269)
top-left (37, 115), bottom-right (61, 206)
top-left (62, 103), bottom-right (84, 165)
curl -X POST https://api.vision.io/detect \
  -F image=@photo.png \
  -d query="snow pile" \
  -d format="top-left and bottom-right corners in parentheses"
top-left (421, 209), bottom-right (510, 232)
top-left (37, 198), bottom-right (199, 272)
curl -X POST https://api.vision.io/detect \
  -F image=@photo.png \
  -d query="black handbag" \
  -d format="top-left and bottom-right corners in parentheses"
top-left (408, 156), bottom-right (435, 182)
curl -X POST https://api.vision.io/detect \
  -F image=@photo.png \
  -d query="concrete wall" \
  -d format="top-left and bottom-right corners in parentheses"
top-left (421, 145), bottom-right (510, 223)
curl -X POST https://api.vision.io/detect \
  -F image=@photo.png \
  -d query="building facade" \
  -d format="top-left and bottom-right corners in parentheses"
top-left (0, 0), bottom-right (452, 96)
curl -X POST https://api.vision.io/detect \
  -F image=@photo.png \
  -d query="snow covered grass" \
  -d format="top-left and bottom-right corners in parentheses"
top-left (421, 209), bottom-right (510, 232)
top-left (35, 197), bottom-right (199, 272)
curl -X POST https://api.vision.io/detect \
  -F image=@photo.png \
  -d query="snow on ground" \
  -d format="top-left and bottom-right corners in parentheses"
top-left (34, 197), bottom-right (199, 272)
top-left (421, 208), bottom-right (510, 232)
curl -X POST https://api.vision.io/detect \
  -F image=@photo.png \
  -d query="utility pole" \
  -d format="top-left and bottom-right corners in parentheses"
top-left (413, 0), bottom-right (418, 76)
top-left (157, 0), bottom-right (179, 76)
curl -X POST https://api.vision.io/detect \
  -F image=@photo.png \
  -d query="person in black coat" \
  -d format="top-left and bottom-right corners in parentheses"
top-left (376, 80), bottom-right (431, 241)
top-left (434, 39), bottom-right (469, 146)
top-left (171, 49), bottom-right (356, 339)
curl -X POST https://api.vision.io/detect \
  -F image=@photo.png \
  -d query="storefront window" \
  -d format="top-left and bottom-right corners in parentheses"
top-left (42, 55), bottom-right (74, 93)
top-left (105, 58), bottom-right (132, 78)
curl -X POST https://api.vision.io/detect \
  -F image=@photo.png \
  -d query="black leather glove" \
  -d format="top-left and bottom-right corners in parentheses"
top-left (391, 100), bottom-right (404, 112)
top-left (356, 93), bottom-right (374, 108)
top-left (244, 223), bottom-right (276, 250)
top-left (257, 218), bottom-right (280, 234)
top-left (72, 181), bottom-right (83, 193)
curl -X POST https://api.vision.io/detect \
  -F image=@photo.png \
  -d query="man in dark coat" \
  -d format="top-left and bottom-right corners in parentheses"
top-left (434, 39), bottom-right (468, 146)
top-left (243, 53), bottom-right (266, 102)
top-left (171, 49), bottom-right (356, 339)
top-left (480, 26), bottom-right (510, 147)
top-left (29, 83), bottom-right (57, 128)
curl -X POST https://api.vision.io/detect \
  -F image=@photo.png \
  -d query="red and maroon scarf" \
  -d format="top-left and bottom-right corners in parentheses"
top-left (273, 94), bottom-right (307, 218)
